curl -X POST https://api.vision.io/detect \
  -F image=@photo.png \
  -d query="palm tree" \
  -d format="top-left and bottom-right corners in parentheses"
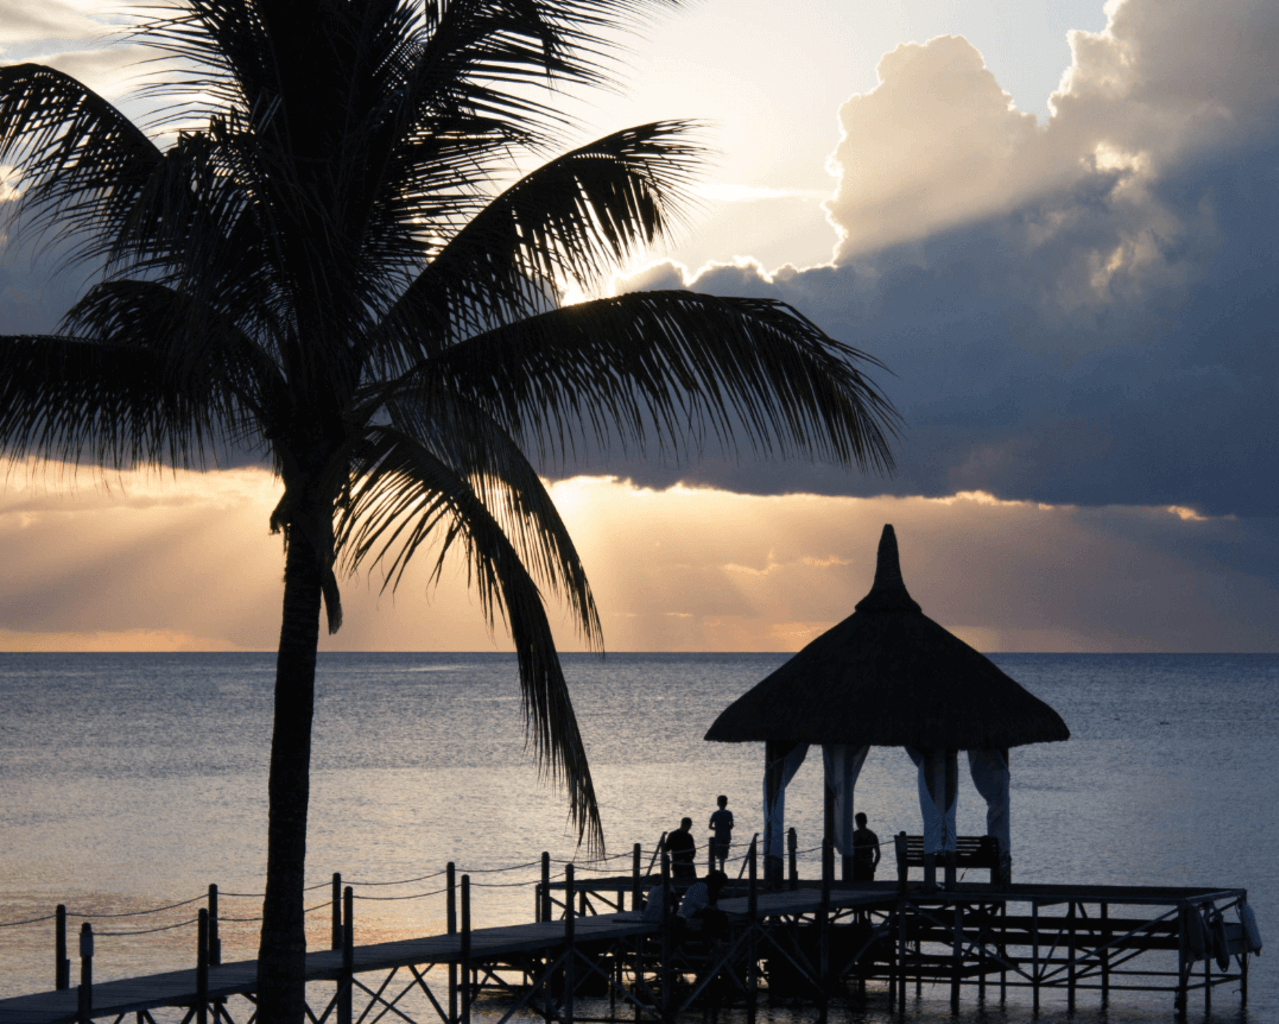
top-left (0, 1), bottom-right (898, 1021)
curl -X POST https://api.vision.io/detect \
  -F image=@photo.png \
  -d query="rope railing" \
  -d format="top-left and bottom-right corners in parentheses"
top-left (97, 916), bottom-right (200, 938)
top-left (2, 832), bottom-right (791, 937)
top-left (353, 886), bottom-right (449, 902)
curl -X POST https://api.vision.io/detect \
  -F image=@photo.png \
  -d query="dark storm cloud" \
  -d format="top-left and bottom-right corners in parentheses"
top-left (597, 139), bottom-right (1279, 517)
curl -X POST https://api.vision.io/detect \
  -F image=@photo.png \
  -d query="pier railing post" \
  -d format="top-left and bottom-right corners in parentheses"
top-left (541, 852), bottom-right (551, 923)
top-left (820, 838), bottom-right (832, 1017)
top-left (56, 904), bottom-right (70, 991)
top-left (447, 863), bottom-right (457, 1024)
top-left (339, 887), bottom-right (353, 1024)
top-left (461, 875), bottom-right (472, 1024)
top-left (659, 853), bottom-right (672, 1024)
top-left (747, 840), bottom-right (758, 1024)
top-left (564, 864), bottom-right (575, 1024)
top-left (331, 872), bottom-right (342, 951)
top-left (77, 922), bottom-right (93, 1024)
top-left (197, 908), bottom-right (209, 1024)
top-left (787, 828), bottom-right (798, 891)
top-left (631, 844), bottom-right (641, 912)
top-left (207, 885), bottom-right (221, 967)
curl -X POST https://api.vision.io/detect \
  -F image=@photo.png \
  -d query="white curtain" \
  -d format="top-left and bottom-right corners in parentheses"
top-left (763, 742), bottom-right (809, 861)
top-left (822, 744), bottom-right (870, 855)
top-left (905, 747), bottom-right (958, 853)
top-left (967, 748), bottom-right (1011, 870)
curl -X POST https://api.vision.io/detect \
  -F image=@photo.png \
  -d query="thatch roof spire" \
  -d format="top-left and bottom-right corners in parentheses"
top-left (703, 524), bottom-right (1070, 749)
top-left (854, 524), bottom-right (921, 614)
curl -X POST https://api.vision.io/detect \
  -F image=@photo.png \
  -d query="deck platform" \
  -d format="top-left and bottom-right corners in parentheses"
top-left (1, 865), bottom-right (1259, 1024)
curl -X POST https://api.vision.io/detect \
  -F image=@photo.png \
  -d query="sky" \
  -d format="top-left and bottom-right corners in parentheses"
top-left (1, 0), bottom-right (1277, 653)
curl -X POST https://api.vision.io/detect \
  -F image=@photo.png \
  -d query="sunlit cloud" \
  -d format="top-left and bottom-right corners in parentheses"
top-left (692, 184), bottom-right (822, 203)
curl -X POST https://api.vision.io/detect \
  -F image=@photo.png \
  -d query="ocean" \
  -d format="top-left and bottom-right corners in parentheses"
top-left (1, 652), bottom-right (1275, 1022)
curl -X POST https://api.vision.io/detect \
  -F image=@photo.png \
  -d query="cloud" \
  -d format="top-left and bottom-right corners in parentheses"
top-left (826, 0), bottom-right (1279, 262)
top-left (0, 0), bottom-right (103, 48)
top-left (604, 0), bottom-right (1279, 521)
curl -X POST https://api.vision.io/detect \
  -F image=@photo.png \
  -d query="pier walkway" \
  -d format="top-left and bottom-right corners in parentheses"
top-left (0, 846), bottom-right (1261, 1024)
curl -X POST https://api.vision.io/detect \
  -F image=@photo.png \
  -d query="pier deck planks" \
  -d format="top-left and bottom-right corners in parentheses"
top-left (0, 882), bottom-right (1244, 1024)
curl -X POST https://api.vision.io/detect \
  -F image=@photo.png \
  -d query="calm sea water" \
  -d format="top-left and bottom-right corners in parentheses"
top-left (0, 652), bottom-right (1275, 1023)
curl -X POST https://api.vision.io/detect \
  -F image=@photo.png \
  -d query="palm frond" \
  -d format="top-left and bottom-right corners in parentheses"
top-left (0, 333), bottom-right (225, 470)
top-left (343, 424), bottom-right (604, 852)
top-left (422, 290), bottom-right (900, 473)
top-left (344, 390), bottom-right (602, 649)
top-left (374, 121), bottom-right (704, 367)
top-left (0, 64), bottom-right (161, 264)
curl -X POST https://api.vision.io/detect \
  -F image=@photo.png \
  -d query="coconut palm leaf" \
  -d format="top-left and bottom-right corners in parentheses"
top-left (0, 334), bottom-right (218, 469)
top-left (0, 64), bottom-right (162, 262)
top-left (345, 423), bottom-right (603, 849)
top-left (378, 121), bottom-right (703, 364)
top-left (345, 397), bottom-right (602, 647)
top-left (425, 290), bottom-right (899, 470)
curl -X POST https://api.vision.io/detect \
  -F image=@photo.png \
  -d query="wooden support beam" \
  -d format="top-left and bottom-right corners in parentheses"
top-left (339, 887), bottom-right (353, 1024)
top-left (55, 905), bottom-right (69, 992)
top-left (447, 863), bottom-right (457, 1024)
top-left (196, 909), bottom-right (208, 1024)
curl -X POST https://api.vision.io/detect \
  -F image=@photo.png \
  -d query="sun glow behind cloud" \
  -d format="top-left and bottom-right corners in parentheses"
top-left (0, 462), bottom-right (1274, 654)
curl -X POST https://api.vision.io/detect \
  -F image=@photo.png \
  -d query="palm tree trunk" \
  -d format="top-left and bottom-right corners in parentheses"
top-left (257, 529), bottom-right (323, 1024)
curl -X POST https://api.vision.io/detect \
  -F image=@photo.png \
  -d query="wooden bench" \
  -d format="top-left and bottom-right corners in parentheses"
top-left (893, 832), bottom-right (1005, 890)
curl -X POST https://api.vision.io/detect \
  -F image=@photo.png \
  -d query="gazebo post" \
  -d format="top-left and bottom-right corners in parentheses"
top-left (944, 749), bottom-right (958, 889)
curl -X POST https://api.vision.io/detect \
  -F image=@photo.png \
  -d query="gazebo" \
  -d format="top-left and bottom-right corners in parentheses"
top-left (704, 524), bottom-right (1069, 886)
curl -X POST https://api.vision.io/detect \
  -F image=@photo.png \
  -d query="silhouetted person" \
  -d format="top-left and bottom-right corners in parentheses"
top-left (708, 795), bottom-right (734, 871)
top-left (851, 812), bottom-right (881, 882)
top-left (667, 817), bottom-right (697, 881)
top-left (678, 870), bottom-right (728, 937)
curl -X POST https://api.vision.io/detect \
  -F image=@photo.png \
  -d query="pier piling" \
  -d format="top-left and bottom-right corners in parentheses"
top-left (54, 906), bottom-right (68, 992)
top-left (76, 923), bottom-right (92, 1024)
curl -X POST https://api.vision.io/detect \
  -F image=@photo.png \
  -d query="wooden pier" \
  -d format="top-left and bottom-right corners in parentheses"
top-left (0, 843), bottom-right (1261, 1024)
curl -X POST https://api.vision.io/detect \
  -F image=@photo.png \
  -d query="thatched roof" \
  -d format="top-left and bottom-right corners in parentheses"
top-left (704, 525), bottom-right (1069, 750)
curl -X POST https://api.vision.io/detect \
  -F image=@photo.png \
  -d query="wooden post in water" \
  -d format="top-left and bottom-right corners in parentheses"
top-left (631, 844), bottom-right (641, 912)
top-left (461, 876), bottom-right (472, 1024)
top-left (339, 887), bottom-right (353, 1024)
top-left (564, 864), bottom-right (576, 1024)
top-left (55, 905), bottom-right (69, 991)
top-left (787, 828), bottom-right (798, 891)
top-left (1067, 901), bottom-right (1077, 1011)
top-left (897, 900), bottom-right (907, 1013)
top-left (196, 908), bottom-right (209, 1024)
top-left (1100, 902), bottom-right (1110, 1006)
top-left (1205, 933), bottom-right (1212, 1014)
top-left (77, 922), bottom-right (93, 1024)
top-left (747, 839), bottom-right (758, 1024)
top-left (1175, 906), bottom-right (1189, 1016)
top-left (331, 873), bottom-right (342, 951)
top-left (999, 902), bottom-right (1008, 1005)
top-left (949, 903), bottom-right (961, 1013)
top-left (207, 885), bottom-right (220, 966)
top-left (1031, 902), bottom-right (1040, 1013)
top-left (819, 838), bottom-right (832, 1023)
top-left (447, 863), bottom-right (457, 1024)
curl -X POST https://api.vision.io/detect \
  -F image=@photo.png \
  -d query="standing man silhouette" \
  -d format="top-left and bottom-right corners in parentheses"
top-left (667, 817), bottom-right (697, 881)
top-left (708, 795), bottom-right (734, 871)
top-left (851, 812), bottom-right (881, 882)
